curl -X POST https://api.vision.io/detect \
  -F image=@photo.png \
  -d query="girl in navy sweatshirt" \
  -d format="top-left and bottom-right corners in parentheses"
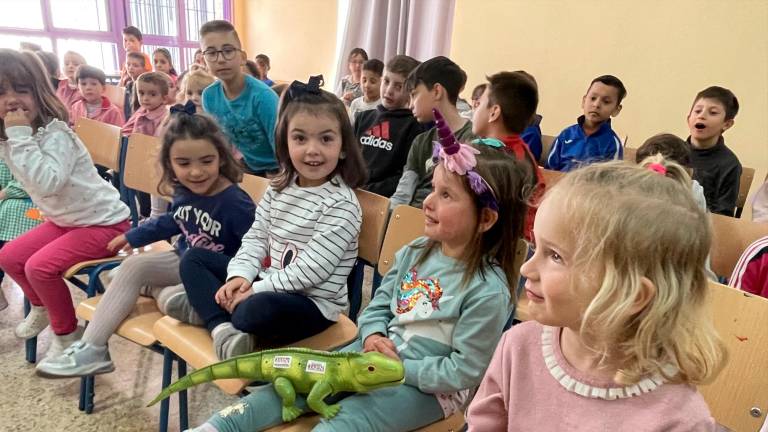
top-left (36, 103), bottom-right (255, 378)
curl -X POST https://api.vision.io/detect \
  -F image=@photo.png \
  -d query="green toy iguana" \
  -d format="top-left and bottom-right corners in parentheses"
top-left (147, 347), bottom-right (404, 422)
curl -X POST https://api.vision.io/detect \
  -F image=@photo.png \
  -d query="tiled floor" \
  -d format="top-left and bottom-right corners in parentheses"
top-left (0, 269), bottom-right (374, 432)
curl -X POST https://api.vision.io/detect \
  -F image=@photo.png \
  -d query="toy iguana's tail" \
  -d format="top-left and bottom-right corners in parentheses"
top-left (147, 353), bottom-right (263, 406)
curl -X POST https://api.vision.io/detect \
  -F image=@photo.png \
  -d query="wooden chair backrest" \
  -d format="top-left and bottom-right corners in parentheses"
top-left (623, 147), bottom-right (638, 163)
top-left (104, 84), bottom-right (124, 109)
top-left (354, 189), bottom-right (390, 265)
top-left (239, 174), bottom-right (270, 204)
top-left (74, 117), bottom-right (122, 171)
top-left (737, 167), bottom-right (755, 216)
top-left (124, 133), bottom-right (163, 195)
top-left (699, 281), bottom-right (768, 431)
top-left (539, 135), bottom-right (556, 165)
top-left (378, 205), bottom-right (425, 276)
top-left (710, 213), bottom-right (768, 278)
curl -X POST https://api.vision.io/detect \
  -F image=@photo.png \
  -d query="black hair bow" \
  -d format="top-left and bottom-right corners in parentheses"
top-left (287, 75), bottom-right (324, 100)
top-left (170, 100), bottom-right (197, 116)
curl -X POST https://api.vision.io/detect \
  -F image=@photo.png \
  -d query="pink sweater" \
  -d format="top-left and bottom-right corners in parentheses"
top-left (121, 105), bottom-right (168, 137)
top-left (466, 321), bottom-right (716, 431)
top-left (69, 97), bottom-right (125, 128)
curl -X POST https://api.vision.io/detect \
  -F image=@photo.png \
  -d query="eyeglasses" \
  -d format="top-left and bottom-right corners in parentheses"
top-left (203, 47), bottom-right (240, 62)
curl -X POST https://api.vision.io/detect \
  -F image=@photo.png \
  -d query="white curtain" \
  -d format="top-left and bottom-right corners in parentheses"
top-left (334, 0), bottom-right (456, 85)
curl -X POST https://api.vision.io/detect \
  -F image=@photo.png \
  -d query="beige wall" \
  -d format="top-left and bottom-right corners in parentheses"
top-left (451, 0), bottom-right (768, 216)
top-left (233, 0), bottom-right (339, 86)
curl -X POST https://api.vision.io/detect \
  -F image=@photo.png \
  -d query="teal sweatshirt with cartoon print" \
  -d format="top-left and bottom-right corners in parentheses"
top-left (357, 237), bottom-right (512, 408)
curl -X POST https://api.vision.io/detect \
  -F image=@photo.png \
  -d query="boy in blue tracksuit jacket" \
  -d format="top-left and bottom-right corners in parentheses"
top-left (546, 75), bottom-right (626, 172)
top-left (521, 114), bottom-right (543, 162)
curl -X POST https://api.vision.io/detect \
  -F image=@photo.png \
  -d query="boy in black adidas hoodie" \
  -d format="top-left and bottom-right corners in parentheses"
top-left (354, 55), bottom-right (423, 197)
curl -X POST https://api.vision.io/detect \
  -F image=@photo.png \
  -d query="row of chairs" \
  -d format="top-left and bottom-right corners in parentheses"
top-left (539, 135), bottom-right (757, 218)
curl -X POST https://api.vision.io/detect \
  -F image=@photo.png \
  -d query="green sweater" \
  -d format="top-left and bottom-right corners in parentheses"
top-left (358, 237), bottom-right (511, 394)
top-left (0, 160), bottom-right (40, 241)
top-left (390, 121), bottom-right (475, 209)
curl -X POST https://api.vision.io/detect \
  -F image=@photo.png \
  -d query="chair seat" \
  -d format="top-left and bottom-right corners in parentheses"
top-left (152, 314), bottom-right (359, 395)
top-left (76, 295), bottom-right (163, 347)
top-left (265, 411), bottom-right (465, 431)
top-left (63, 241), bottom-right (174, 279)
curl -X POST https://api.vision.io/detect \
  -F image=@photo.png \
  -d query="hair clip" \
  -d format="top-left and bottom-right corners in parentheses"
top-left (432, 109), bottom-right (499, 211)
top-left (647, 163), bottom-right (667, 176)
top-left (287, 75), bottom-right (324, 100)
top-left (169, 100), bottom-right (196, 116)
top-left (471, 138), bottom-right (504, 149)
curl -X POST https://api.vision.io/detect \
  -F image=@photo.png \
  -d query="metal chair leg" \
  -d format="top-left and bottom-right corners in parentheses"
top-left (84, 375), bottom-right (95, 414)
top-left (78, 376), bottom-right (87, 411)
top-left (158, 347), bottom-right (173, 432)
top-left (178, 358), bottom-right (188, 431)
top-left (23, 297), bottom-right (37, 363)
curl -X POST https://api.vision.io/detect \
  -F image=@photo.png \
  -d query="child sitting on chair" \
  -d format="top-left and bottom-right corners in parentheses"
top-left (0, 49), bottom-right (130, 360)
top-left (69, 65), bottom-right (124, 127)
top-left (179, 77), bottom-right (367, 360)
top-left (546, 75), bottom-right (626, 171)
top-left (467, 161), bottom-right (725, 431)
top-left (35, 104), bottom-right (255, 378)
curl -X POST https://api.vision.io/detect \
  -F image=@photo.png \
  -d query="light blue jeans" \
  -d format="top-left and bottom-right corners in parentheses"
top-left (203, 341), bottom-right (445, 432)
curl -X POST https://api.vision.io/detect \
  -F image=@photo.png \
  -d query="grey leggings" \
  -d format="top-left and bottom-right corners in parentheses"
top-left (82, 250), bottom-right (182, 346)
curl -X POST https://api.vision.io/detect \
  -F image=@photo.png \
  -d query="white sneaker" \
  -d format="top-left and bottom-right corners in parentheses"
top-left (36, 340), bottom-right (114, 378)
top-left (45, 326), bottom-right (85, 360)
top-left (14, 305), bottom-right (49, 339)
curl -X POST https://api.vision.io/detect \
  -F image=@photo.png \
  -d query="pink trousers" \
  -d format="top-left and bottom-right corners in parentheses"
top-left (0, 220), bottom-right (130, 335)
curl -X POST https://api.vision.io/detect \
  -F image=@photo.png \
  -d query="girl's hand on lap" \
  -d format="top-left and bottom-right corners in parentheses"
top-left (4, 109), bottom-right (31, 129)
top-left (363, 333), bottom-right (400, 360)
top-left (215, 277), bottom-right (251, 306)
top-left (107, 234), bottom-right (130, 254)
top-left (225, 289), bottom-right (253, 313)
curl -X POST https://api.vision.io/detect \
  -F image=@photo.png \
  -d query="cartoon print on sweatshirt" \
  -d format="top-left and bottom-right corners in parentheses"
top-left (390, 267), bottom-right (455, 351)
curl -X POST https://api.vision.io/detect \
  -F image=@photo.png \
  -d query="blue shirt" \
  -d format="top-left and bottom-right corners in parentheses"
top-left (202, 75), bottom-right (279, 172)
top-left (521, 114), bottom-right (543, 161)
top-left (125, 184), bottom-right (255, 257)
top-left (546, 115), bottom-right (623, 172)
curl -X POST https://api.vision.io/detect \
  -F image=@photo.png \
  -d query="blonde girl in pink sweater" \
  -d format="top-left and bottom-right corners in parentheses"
top-left (467, 161), bottom-right (726, 431)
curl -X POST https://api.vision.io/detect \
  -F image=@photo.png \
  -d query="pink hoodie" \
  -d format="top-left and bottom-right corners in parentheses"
top-left (69, 96), bottom-right (125, 127)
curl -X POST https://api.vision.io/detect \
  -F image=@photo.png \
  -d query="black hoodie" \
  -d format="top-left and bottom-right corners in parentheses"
top-left (687, 136), bottom-right (742, 216)
top-left (354, 105), bottom-right (424, 197)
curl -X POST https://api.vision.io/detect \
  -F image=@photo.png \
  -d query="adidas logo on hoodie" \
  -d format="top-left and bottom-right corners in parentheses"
top-left (361, 122), bottom-right (394, 151)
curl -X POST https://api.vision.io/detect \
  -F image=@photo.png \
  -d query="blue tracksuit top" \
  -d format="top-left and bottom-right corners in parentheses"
top-left (546, 115), bottom-right (623, 172)
top-left (521, 114), bottom-right (543, 161)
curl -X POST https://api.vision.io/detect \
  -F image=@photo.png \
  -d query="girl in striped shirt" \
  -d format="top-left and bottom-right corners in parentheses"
top-left (180, 76), bottom-right (369, 360)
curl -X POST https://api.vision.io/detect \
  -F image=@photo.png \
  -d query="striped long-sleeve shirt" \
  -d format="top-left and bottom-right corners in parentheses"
top-left (226, 176), bottom-right (362, 321)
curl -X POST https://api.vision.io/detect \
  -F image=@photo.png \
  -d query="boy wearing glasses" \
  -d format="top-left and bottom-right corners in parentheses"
top-left (199, 20), bottom-right (279, 176)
